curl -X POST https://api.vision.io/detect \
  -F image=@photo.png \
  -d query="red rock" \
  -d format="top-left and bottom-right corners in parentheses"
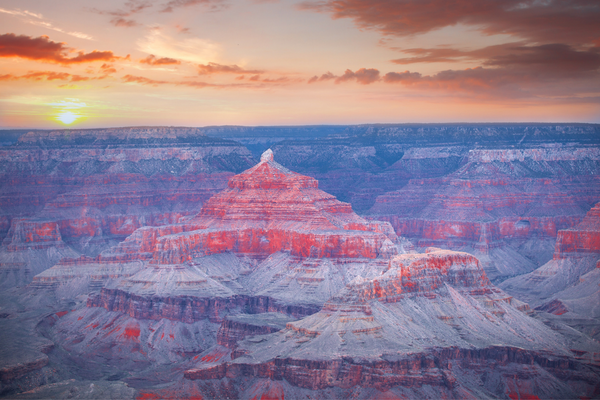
top-left (534, 299), bottom-right (569, 315)
top-left (554, 203), bottom-right (600, 259)
top-left (5, 219), bottom-right (65, 251)
top-left (185, 249), bottom-right (593, 397)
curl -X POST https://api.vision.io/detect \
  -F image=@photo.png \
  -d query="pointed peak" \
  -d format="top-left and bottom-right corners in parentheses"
top-left (261, 148), bottom-right (274, 162)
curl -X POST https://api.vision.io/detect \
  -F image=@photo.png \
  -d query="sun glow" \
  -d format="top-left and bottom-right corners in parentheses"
top-left (56, 110), bottom-right (80, 125)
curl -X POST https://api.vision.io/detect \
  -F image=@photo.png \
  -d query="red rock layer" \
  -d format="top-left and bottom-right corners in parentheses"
top-left (332, 249), bottom-right (492, 305)
top-left (184, 346), bottom-right (582, 392)
top-left (74, 150), bottom-right (397, 270)
top-left (5, 219), bottom-right (65, 251)
top-left (369, 172), bottom-right (600, 249)
top-left (554, 203), bottom-right (600, 259)
top-left (152, 228), bottom-right (388, 264)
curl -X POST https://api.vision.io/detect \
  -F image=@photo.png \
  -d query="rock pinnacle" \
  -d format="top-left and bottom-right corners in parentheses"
top-left (260, 149), bottom-right (274, 162)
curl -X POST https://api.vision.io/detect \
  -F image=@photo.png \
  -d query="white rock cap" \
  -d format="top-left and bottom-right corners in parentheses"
top-left (261, 148), bottom-right (274, 162)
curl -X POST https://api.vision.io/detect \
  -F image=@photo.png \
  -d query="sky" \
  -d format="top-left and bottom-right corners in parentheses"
top-left (0, 0), bottom-right (599, 128)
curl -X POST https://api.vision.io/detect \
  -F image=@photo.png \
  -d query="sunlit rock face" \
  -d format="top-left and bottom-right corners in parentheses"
top-left (40, 150), bottom-right (400, 341)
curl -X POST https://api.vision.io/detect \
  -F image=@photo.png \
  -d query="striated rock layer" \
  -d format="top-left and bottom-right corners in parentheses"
top-left (185, 249), bottom-right (600, 398)
top-left (501, 202), bottom-right (600, 321)
top-left (367, 146), bottom-right (600, 280)
top-left (0, 131), bottom-right (255, 288)
top-left (44, 150), bottom-right (399, 312)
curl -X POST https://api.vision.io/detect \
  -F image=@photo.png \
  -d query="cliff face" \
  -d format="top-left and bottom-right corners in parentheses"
top-left (0, 131), bottom-right (254, 288)
top-left (501, 202), bottom-right (600, 318)
top-left (3, 125), bottom-right (600, 399)
top-left (184, 249), bottom-right (600, 398)
top-left (554, 203), bottom-right (600, 258)
top-left (37, 149), bottom-right (398, 301)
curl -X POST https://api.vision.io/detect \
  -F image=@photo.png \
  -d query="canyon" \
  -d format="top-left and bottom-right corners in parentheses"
top-left (0, 124), bottom-right (599, 399)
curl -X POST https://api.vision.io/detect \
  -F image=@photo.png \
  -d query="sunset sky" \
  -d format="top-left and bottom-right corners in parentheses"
top-left (1, 0), bottom-right (599, 128)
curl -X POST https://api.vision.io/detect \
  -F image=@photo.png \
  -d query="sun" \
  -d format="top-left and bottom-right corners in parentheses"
top-left (56, 111), bottom-right (80, 125)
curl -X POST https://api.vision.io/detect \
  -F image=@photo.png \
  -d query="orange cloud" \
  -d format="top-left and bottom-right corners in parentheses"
top-left (0, 70), bottom-right (108, 83)
top-left (122, 75), bottom-right (169, 85)
top-left (0, 33), bottom-right (120, 64)
top-left (121, 73), bottom-right (296, 89)
top-left (140, 54), bottom-right (181, 65)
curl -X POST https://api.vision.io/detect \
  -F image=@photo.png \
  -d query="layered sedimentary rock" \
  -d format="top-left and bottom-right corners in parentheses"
top-left (216, 313), bottom-right (296, 349)
top-left (64, 150), bottom-right (399, 319)
top-left (367, 146), bottom-right (600, 280)
top-left (185, 249), bottom-right (600, 398)
top-left (0, 219), bottom-right (79, 287)
top-left (501, 202), bottom-right (600, 317)
top-left (554, 203), bottom-right (600, 258)
top-left (0, 129), bottom-right (255, 288)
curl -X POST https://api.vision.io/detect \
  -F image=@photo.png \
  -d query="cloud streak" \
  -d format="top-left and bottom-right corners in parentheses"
top-left (298, 0), bottom-right (600, 45)
top-left (0, 34), bottom-right (121, 64)
top-left (197, 62), bottom-right (263, 75)
top-left (0, 7), bottom-right (94, 40)
top-left (308, 68), bottom-right (380, 84)
top-left (91, 0), bottom-right (152, 28)
top-left (0, 70), bottom-right (111, 82)
top-left (160, 0), bottom-right (227, 13)
top-left (140, 54), bottom-right (181, 65)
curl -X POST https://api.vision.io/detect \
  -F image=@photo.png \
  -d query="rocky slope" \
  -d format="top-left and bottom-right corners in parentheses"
top-left (1, 124), bottom-right (600, 398)
top-left (184, 249), bottom-right (600, 398)
top-left (67, 149), bottom-right (399, 316)
top-left (501, 202), bottom-right (600, 326)
top-left (0, 128), bottom-right (254, 287)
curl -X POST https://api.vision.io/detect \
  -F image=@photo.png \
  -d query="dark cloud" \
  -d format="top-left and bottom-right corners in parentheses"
top-left (197, 62), bottom-right (263, 75)
top-left (392, 43), bottom-right (600, 79)
top-left (383, 65), bottom-right (600, 99)
top-left (0, 33), bottom-right (120, 64)
top-left (160, 0), bottom-right (227, 13)
top-left (140, 54), bottom-right (181, 65)
top-left (308, 69), bottom-right (380, 84)
top-left (298, 0), bottom-right (600, 45)
top-left (382, 70), bottom-right (422, 83)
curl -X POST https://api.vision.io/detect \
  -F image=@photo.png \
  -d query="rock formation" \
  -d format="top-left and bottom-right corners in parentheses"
top-left (184, 248), bottom-right (600, 398)
top-left (0, 129), bottom-right (254, 289)
top-left (1, 124), bottom-right (599, 398)
top-left (501, 202), bottom-right (600, 322)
